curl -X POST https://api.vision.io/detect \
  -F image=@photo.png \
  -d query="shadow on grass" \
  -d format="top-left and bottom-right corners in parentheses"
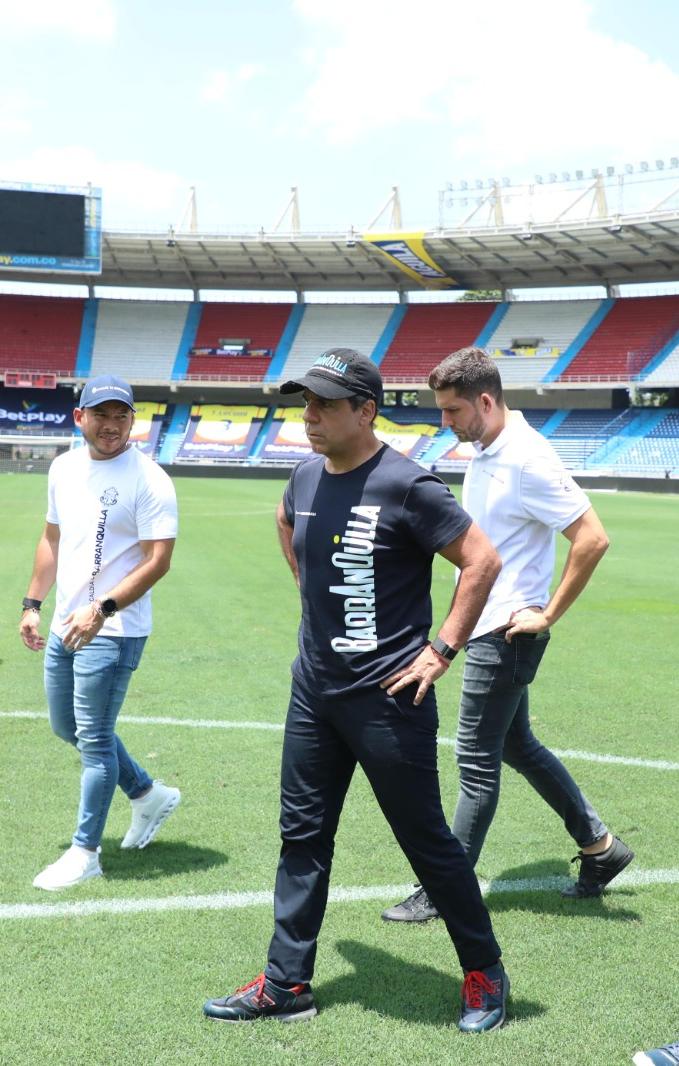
top-left (318, 939), bottom-right (544, 1027)
top-left (481, 859), bottom-right (640, 921)
top-left (96, 839), bottom-right (228, 881)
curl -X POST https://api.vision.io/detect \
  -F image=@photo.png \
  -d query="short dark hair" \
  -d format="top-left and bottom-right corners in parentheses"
top-left (428, 347), bottom-right (504, 403)
top-left (348, 392), bottom-right (378, 424)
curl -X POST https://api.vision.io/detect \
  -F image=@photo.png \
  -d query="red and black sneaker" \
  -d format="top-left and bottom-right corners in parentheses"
top-left (203, 972), bottom-right (317, 1023)
top-left (458, 962), bottom-right (509, 1033)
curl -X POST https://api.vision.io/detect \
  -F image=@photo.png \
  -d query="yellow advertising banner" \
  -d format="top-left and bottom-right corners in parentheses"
top-left (129, 402), bottom-right (166, 444)
top-left (362, 231), bottom-right (457, 288)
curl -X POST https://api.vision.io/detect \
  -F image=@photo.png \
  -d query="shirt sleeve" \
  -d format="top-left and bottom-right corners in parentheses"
top-left (136, 466), bottom-right (178, 540)
top-left (282, 468), bottom-right (296, 526)
top-left (520, 456), bottom-right (590, 531)
top-left (401, 472), bottom-right (473, 554)
top-left (46, 460), bottom-right (59, 524)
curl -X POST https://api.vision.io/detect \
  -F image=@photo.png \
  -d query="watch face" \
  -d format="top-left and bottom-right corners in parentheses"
top-left (101, 598), bottom-right (117, 617)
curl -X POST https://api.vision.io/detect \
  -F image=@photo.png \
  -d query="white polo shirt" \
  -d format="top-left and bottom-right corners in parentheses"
top-left (462, 411), bottom-right (590, 640)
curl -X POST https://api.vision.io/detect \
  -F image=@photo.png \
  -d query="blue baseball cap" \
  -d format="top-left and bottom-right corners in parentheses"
top-left (280, 348), bottom-right (382, 403)
top-left (78, 375), bottom-right (136, 410)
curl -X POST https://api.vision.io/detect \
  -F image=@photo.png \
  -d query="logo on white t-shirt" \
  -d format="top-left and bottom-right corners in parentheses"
top-left (100, 487), bottom-right (119, 506)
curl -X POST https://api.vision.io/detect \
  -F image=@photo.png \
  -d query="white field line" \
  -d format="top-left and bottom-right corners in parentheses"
top-left (437, 735), bottom-right (679, 771)
top-left (2, 867), bottom-right (679, 923)
top-left (3, 710), bottom-right (679, 771)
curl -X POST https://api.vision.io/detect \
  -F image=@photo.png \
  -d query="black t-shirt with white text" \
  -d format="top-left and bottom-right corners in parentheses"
top-left (283, 444), bottom-right (472, 695)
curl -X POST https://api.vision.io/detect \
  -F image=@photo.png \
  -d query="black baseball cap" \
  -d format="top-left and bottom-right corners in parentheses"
top-left (280, 348), bottom-right (382, 403)
top-left (78, 375), bottom-right (136, 410)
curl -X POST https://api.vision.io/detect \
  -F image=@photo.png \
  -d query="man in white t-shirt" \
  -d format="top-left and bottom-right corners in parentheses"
top-left (19, 374), bottom-right (181, 891)
top-left (384, 347), bottom-right (633, 921)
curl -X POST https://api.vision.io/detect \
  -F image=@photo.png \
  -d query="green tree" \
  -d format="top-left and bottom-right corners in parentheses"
top-left (459, 289), bottom-right (502, 301)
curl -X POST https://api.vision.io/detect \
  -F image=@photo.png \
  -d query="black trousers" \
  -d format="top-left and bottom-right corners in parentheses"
top-left (265, 675), bottom-right (501, 984)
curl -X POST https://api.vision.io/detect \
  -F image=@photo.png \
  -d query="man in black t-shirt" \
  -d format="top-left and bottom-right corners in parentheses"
top-left (204, 349), bottom-right (510, 1033)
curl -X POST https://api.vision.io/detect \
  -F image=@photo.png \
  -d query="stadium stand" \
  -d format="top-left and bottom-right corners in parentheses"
top-left (0, 294), bottom-right (84, 374)
top-left (280, 304), bottom-right (394, 381)
top-left (488, 355), bottom-right (555, 386)
top-left (186, 302), bottom-right (293, 380)
top-left (606, 410), bottom-right (679, 475)
top-left (547, 409), bottom-right (636, 467)
top-left (642, 337), bottom-right (679, 384)
top-left (89, 300), bottom-right (190, 381)
top-left (378, 303), bottom-right (497, 380)
top-left (559, 295), bottom-right (679, 381)
top-left (2, 289), bottom-right (679, 481)
top-left (157, 403), bottom-right (191, 465)
top-left (521, 409), bottom-right (556, 432)
top-left (483, 299), bottom-right (605, 386)
top-left (485, 299), bottom-right (602, 358)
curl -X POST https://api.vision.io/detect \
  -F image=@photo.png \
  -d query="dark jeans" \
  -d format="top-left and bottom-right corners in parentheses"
top-left (451, 631), bottom-right (607, 867)
top-left (265, 676), bottom-right (501, 984)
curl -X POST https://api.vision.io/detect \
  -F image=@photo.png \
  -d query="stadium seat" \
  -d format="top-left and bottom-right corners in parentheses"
top-left (0, 294), bottom-right (85, 375)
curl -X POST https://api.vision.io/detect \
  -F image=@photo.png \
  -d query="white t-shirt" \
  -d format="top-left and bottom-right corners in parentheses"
top-left (462, 411), bottom-right (590, 640)
top-left (47, 445), bottom-right (178, 637)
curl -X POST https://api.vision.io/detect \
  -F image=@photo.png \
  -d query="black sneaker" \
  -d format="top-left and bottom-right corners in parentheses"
top-left (561, 835), bottom-right (634, 898)
top-left (458, 962), bottom-right (509, 1033)
top-left (203, 973), bottom-right (317, 1023)
top-left (381, 885), bottom-right (440, 922)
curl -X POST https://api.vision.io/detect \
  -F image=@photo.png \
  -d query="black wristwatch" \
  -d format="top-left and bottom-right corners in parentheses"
top-left (98, 598), bottom-right (118, 618)
top-left (22, 597), bottom-right (42, 612)
top-left (430, 636), bottom-right (458, 662)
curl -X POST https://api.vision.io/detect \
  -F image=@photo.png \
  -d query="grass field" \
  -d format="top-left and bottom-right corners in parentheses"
top-left (1, 472), bottom-right (678, 1066)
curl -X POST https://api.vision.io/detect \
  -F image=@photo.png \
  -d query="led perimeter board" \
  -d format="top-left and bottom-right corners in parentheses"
top-left (0, 181), bottom-right (102, 275)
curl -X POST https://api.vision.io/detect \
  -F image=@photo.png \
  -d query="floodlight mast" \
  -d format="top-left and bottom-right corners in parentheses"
top-left (439, 164), bottom-right (679, 230)
top-left (554, 174), bottom-right (609, 222)
top-left (272, 187), bottom-right (301, 235)
top-left (176, 186), bottom-right (198, 234)
top-left (365, 186), bottom-right (402, 230)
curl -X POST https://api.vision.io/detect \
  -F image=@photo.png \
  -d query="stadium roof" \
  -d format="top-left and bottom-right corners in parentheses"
top-left (5, 209), bottom-right (679, 293)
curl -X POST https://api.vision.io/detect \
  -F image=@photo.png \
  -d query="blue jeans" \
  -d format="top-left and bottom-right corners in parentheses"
top-left (451, 631), bottom-right (607, 867)
top-left (44, 632), bottom-right (152, 849)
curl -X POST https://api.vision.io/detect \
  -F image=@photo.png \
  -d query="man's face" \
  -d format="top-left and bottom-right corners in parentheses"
top-left (301, 389), bottom-right (369, 456)
top-left (435, 387), bottom-right (489, 444)
top-left (74, 400), bottom-right (134, 460)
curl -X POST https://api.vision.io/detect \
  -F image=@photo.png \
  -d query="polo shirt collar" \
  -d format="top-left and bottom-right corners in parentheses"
top-left (472, 410), bottom-right (526, 457)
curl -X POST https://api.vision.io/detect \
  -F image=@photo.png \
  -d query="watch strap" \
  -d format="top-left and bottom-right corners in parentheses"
top-left (430, 636), bottom-right (458, 662)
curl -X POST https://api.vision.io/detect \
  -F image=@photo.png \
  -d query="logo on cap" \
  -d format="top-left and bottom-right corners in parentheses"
top-left (92, 385), bottom-right (130, 397)
top-left (313, 353), bottom-right (348, 376)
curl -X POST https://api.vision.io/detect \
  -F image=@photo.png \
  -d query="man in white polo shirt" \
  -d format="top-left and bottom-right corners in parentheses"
top-left (384, 347), bottom-right (633, 921)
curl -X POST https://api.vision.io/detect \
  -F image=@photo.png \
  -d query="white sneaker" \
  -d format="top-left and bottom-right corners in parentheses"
top-left (120, 781), bottom-right (181, 849)
top-left (33, 845), bottom-right (103, 891)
